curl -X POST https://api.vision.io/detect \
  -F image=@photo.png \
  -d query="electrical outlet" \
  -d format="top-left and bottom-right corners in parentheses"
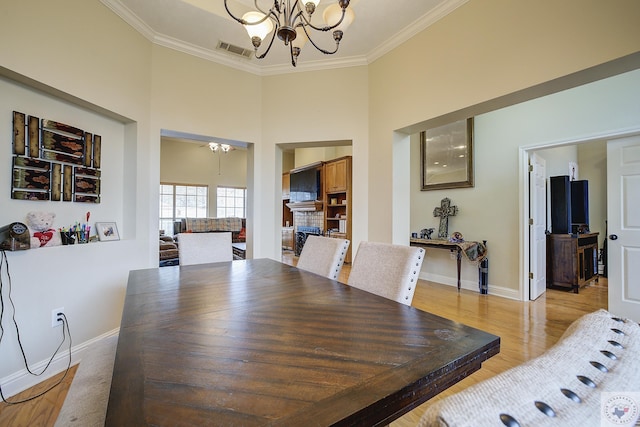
top-left (450, 250), bottom-right (457, 260)
top-left (51, 307), bottom-right (64, 328)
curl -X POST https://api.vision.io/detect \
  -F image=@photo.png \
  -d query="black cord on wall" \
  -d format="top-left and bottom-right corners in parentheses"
top-left (0, 249), bottom-right (73, 404)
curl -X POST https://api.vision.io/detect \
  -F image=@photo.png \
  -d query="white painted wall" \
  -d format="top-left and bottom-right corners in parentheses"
top-left (293, 147), bottom-right (353, 168)
top-left (536, 146), bottom-right (578, 177)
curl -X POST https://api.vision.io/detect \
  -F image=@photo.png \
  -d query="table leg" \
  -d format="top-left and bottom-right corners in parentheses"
top-left (456, 248), bottom-right (462, 291)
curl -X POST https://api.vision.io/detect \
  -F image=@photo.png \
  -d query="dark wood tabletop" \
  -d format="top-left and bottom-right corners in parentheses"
top-left (106, 258), bottom-right (499, 426)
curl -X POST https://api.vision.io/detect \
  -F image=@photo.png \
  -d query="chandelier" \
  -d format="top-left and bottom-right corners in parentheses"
top-left (209, 142), bottom-right (232, 175)
top-left (209, 142), bottom-right (232, 153)
top-left (224, 0), bottom-right (355, 67)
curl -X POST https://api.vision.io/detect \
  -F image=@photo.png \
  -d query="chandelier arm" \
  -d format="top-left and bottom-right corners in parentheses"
top-left (300, 24), bottom-right (340, 55)
top-left (299, 7), bottom-right (347, 32)
top-left (289, 42), bottom-right (297, 67)
top-left (253, 0), bottom-right (273, 16)
top-left (290, 8), bottom-right (305, 29)
top-left (254, 22), bottom-right (280, 59)
top-left (223, 0), bottom-right (246, 25)
top-left (224, 0), bottom-right (274, 26)
top-left (288, 0), bottom-right (302, 21)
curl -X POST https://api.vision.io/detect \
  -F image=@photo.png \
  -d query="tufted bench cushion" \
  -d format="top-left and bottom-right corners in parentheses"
top-left (418, 309), bottom-right (640, 427)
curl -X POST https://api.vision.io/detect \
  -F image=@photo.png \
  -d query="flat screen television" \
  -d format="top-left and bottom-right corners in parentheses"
top-left (289, 168), bottom-right (321, 202)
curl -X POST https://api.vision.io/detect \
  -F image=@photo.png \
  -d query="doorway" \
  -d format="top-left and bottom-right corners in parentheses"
top-left (525, 140), bottom-right (607, 300)
top-left (159, 129), bottom-right (250, 264)
top-left (277, 142), bottom-right (353, 263)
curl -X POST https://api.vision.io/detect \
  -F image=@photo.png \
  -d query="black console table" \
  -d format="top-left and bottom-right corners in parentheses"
top-left (410, 238), bottom-right (488, 292)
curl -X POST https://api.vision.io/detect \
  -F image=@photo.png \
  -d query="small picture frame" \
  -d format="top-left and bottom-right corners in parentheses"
top-left (96, 222), bottom-right (120, 241)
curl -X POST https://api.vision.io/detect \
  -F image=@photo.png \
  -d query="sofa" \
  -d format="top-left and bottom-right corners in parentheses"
top-left (174, 217), bottom-right (246, 242)
top-left (418, 309), bottom-right (640, 427)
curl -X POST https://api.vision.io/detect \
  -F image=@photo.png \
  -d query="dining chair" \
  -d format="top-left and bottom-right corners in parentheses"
top-left (347, 241), bottom-right (425, 306)
top-left (296, 235), bottom-right (350, 280)
top-left (177, 232), bottom-right (233, 266)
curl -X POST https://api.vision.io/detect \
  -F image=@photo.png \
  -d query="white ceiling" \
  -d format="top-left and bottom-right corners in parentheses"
top-left (101, 0), bottom-right (468, 75)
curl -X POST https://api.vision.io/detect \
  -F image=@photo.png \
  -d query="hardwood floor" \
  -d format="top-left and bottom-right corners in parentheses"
top-left (0, 253), bottom-right (607, 426)
top-left (0, 364), bottom-right (77, 427)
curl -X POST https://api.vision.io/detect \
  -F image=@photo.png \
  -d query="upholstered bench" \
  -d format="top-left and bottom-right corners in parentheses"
top-left (54, 334), bottom-right (118, 426)
top-left (418, 309), bottom-right (640, 427)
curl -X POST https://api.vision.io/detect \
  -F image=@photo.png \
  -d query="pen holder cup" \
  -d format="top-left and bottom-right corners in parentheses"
top-left (60, 232), bottom-right (75, 245)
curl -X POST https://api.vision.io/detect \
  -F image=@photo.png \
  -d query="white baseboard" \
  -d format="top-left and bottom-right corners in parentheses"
top-left (0, 328), bottom-right (119, 398)
top-left (420, 272), bottom-right (520, 301)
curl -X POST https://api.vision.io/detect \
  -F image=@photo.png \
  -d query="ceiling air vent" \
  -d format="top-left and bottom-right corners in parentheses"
top-left (217, 41), bottom-right (253, 59)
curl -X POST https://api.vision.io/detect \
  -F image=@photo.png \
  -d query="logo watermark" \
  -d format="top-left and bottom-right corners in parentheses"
top-left (602, 392), bottom-right (640, 426)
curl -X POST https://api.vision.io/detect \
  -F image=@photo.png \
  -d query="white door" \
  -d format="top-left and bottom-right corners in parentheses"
top-left (530, 153), bottom-right (547, 300)
top-left (607, 135), bottom-right (640, 322)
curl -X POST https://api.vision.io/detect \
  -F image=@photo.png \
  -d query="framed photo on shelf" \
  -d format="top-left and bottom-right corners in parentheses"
top-left (420, 118), bottom-right (474, 191)
top-left (96, 222), bottom-right (120, 241)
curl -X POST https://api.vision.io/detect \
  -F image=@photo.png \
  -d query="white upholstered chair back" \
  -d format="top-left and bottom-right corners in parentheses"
top-left (177, 232), bottom-right (233, 266)
top-left (296, 235), bottom-right (350, 280)
top-left (347, 241), bottom-right (425, 306)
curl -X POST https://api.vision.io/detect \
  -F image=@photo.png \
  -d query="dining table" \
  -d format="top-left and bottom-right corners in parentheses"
top-left (105, 258), bottom-right (500, 426)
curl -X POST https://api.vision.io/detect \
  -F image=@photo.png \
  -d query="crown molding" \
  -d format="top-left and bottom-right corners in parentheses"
top-left (367, 0), bottom-right (469, 64)
top-left (259, 55), bottom-right (369, 76)
top-left (101, 0), bottom-right (468, 75)
top-left (100, 0), bottom-right (156, 42)
top-left (153, 34), bottom-right (263, 75)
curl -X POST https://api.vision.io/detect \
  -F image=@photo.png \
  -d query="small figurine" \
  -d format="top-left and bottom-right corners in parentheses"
top-left (420, 228), bottom-right (435, 239)
top-left (449, 231), bottom-right (464, 243)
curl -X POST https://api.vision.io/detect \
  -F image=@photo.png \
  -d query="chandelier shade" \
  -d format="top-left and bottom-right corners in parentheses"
top-left (209, 142), bottom-right (232, 153)
top-left (224, 0), bottom-right (354, 67)
top-left (322, 3), bottom-right (354, 33)
top-left (242, 11), bottom-right (274, 41)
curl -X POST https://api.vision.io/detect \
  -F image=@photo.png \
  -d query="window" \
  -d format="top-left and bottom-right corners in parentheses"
top-left (217, 186), bottom-right (246, 218)
top-left (159, 183), bottom-right (208, 235)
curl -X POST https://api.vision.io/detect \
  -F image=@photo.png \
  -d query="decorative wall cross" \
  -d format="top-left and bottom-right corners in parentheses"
top-left (433, 198), bottom-right (458, 238)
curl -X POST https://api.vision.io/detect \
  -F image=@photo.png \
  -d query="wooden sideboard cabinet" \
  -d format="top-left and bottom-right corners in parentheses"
top-left (546, 232), bottom-right (599, 293)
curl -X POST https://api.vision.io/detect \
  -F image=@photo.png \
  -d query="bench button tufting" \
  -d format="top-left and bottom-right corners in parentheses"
top-left (601, 350), bottom-right (618, 360)
top-left (499, 413), bottom-right (521, 427)
top-left (608, 340), bottom-right (624, 349)
top-left (561, 388), bottom-right (582, 403)
top-left (577, 375), bottom-right (597, 388)
top-left (535, 401), bottom-right (556, 417)
top-left (590, 361), bottom-right (608, 372)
